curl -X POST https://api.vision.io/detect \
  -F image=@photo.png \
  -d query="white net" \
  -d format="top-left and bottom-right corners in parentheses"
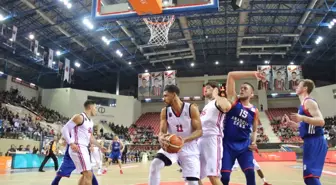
top-left (143, 15), bottom-right (175, 46)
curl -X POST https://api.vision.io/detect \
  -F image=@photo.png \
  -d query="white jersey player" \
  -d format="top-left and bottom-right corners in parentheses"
top-left (90, 140), bottom-right (104, 175)
top-left (148, 85), bottom-right (202, 185)
top-left (198, 82), bottom-right (231, 185)
top-left (61, 100), bottom-right (106, 185)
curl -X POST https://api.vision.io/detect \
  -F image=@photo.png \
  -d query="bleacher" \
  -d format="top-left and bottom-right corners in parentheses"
top-left (266, 108), bottom-right (303, 143)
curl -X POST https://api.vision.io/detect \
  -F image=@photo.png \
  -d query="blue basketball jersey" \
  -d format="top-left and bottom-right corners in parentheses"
top-left (298, 98), bottom-right (324, 138)
top-left (224, 100), bottom-right (257, 143)
top-left (111, 141), bottom-right (121, 152)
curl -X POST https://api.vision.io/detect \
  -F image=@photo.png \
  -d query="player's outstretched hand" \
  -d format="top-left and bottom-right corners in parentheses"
top-left (255, 71), bottom-right (266, 80)
top-left (70, 143), bottom-right (79, 152)
top-left (100, 147), bottom-right (107, 153)
top-left (290, 113), bottom-right (303, 123)
top-left (249, 143), bottom-right (258, 151)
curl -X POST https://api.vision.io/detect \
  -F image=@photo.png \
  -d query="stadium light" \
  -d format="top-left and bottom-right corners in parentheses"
top-left (315, 36), bottom-right (323, 45)
top-left (66, 3), bottom-right (72, 9)
top-left (52, 61), bottom-right (56, 65)
top-left (167, 66), bottom-right (171, 69)
top-left (306, 51), bottom-right (311, 54)
top-left (74, 62), bottom-right (81, 68)
top-left (56, 50), bottom-right (61, 56)
top-left (145, 69), bottom-right (148, 73)
top-left (240, 60), bottom-right (243, 64)
top-left (82, 18), bottom-right (94, 29)
top-left (128, 62), bottom-right (132, 65)
top-left (290, 62), bottom-right (294, 65)
top-left (36, 52), bottom-right (40, 56)
top-left (215, 61), bottom-right (219, 65)
top-left (102, 36), bottom-right (110, 45)
top-left (190, 62), bottom-right (194, 67)
top-left (264, 60), bottom-right (270, 64)
top-left (29, 33), bottom-right (34, 40)
top-left (0, 14), bottom-right (5, 21)
top-left (116, 49), bottom-right (123, 57)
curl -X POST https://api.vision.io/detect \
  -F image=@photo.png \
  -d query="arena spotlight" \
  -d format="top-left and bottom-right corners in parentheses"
top-left (74, 62), bottom-right (81, 68)
top-left (56, 50), bottom-right (61, 56)
top-left (231, 0), bottom-right (244, 10)
top-left (116, 49), bottom-right (123, 57)
top-left (82, 18), bottom-right (94, 29)
top-left (128, 62), bottom-right (132, 65)
top-left (215, 61), bottom-right (219, 65)
top-left (145, 69), bottom-right (148, 73)
top-left (29, 33), bottom-right (34, 40)
top-left (167, 66), bottom-right (171, 69)
top-left (0, 14), bottom-right (5, 21)
top-left (290, 62), bottom-right (294, 65)
top-left (306, 51), bottom-right (311, 54)
top-left (240, 60), bottom-right (243, 64)
top-left (315, 36), bottom-right (323, 45)
top-left (190, 62), bottom-right (195, 67)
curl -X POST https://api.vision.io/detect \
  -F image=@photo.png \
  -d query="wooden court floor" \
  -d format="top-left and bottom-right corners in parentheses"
top-left (0, 162), bottom-right (335, 185)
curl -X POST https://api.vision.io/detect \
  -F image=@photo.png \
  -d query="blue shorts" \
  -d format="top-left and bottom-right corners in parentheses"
top-left (221, 141), bottom-right (254, 172)
top-left (109, 151), bottom-right (121, 160)
top-left (57, 148), bottom-right (76, 177)
top-left (303, 135), bottom-right (328, 178)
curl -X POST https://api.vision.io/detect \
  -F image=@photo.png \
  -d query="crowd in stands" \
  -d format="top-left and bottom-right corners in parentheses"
top-left (4, 144), bottom-right (39, 156)
top-left (256, 125), bottom-right (269, 143)
top-left (324, 116), bottom-right (336, 147)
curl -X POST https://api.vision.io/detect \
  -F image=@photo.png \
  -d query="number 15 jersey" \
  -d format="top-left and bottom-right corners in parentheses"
top-left (223, 100), bottom-right (257, 150)
top-left (166, 102), bottom-right (199, 156)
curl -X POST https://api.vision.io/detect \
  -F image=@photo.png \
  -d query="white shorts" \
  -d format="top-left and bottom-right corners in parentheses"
top-left (198, 136), bottom-right (223, 179)
top-left (232, 159), bottom-right (261, 171)
top-left (157, 148), bottom-right (200, 179)
top-left (69, 145), bottom-right (92, 173)
top-left (91, 149), bottom-right (102, 167)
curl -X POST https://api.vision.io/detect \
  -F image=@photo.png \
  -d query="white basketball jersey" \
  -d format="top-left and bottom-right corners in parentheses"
top-left (166, 102), bottom-right (199, 155)
top-left (200, 99), bottom-right (225, 137)
top-left (70, 113), bottom-right (94, 147)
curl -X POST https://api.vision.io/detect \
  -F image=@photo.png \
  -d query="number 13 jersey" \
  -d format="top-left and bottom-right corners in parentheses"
top-left (166, 102), bottom-right (199, 156)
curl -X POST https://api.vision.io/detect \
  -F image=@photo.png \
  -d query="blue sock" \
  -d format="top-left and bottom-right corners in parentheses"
top-left (244, 169), bottom-right (256, 185)
top-left (92, 174), bottom-right (98, 185)
top-left (51, 176), bottom-right (62, 185)
top-left (304, 178), bottom-right (321, 185)
top-left (220, 172), bottom-right (231, 185)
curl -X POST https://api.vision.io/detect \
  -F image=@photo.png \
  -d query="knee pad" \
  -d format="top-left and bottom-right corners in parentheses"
top-left (149, 158), bottom-right (165, 174)
top-left (304, 177), bottom-right (321, 185)
top-left (220, 172), bottom-right (231, 185)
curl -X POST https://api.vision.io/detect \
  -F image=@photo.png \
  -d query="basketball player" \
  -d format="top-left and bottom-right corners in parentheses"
top-left (90, 139), bottom-right (104, 175)
top-left (61, 100), bottom-right (106, 185)
top-left (103, 136), bottom-right (124, 174)
top-left (198, 82), bottom-right (231, 185)
top-left (220, 71), bottom-right (265, 185)
top-left (232, 157), bottom-right (271, 185)
top-left (51, 143), bottom-right (99, 185)
top-left (283, 79), bottom-right (327, 185)
top-left (148, 85), bottom-right (202, 185)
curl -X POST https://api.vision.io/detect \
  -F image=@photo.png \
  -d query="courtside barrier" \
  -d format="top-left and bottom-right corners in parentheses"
top-left (254, 152), bottom-right (297, 162)
top-left (325, 151), bottom-right (336, 164)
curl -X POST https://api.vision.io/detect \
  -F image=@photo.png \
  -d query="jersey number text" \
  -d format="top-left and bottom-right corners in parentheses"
top-left (239, 109), bottom-right (248, 118)
top-left (176, 124), bottom-right (184, 132)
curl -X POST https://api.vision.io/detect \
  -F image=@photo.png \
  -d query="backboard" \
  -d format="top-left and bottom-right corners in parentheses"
top-left (91, 0), bottom-right (219, 21)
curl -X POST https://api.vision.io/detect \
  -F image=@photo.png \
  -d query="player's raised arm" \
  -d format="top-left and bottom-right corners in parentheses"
top-left (213, 87), bottom-right (231, 112)
top-left (184, 104), bottom-right (202, 143)
top-left (61, 114), bottom-right (83, 145)
top-left (290, 99), bottom-right (325, 127)
top-left (226, 71), bottom-right (263, 103)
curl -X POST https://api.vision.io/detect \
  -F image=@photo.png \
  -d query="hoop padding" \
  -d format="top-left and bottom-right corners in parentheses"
top-left (143, 15), bottom-right (175, 46)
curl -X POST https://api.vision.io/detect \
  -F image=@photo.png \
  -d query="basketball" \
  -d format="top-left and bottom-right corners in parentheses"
top-left (166, 134), bottom-right (184, 153)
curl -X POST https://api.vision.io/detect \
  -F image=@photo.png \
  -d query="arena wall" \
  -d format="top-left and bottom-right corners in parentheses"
top-left (267, 98), bottom-right (300, 108)
top-left (41, 88), bottom-right (141, 127)
top-left (310, 84), bottom-right (336, 117)
top-left (0, 75), bottom-right (40, 100)
top-left (0, 139), bottom-right (40, 155)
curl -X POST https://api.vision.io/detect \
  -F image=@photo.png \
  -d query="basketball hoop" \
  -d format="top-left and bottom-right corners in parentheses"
top-left (143, 15), bottom-right (175, 46)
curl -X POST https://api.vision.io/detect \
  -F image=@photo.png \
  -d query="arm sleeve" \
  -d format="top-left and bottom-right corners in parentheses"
top-left (61, 120), bottom-right (77, 144)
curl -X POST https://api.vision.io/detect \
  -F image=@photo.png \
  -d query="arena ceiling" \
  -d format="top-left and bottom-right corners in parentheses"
top-left (0, 0), bottom-right (335, 94)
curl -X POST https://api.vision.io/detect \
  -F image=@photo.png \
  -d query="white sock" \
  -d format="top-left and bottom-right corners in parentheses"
top-left (187, 181), bottom-right (198, 185)
top-left (148, 158), bottom-right (165, 185)
top-left (262, 178), bottom-right (266, 182)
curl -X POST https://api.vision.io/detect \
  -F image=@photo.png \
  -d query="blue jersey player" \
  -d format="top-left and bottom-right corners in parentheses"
top-left (283, 79), bottom-right (327, 185)
top-left (103, 136), bottom-right (124, 174)
top-left (51, 141), bottom-right (99, 185)
top-left (220, 71), bottom-right (264, 185)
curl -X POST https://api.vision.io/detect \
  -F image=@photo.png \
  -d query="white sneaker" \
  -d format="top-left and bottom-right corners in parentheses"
top-left (97, 169), bottom-right (102, 175)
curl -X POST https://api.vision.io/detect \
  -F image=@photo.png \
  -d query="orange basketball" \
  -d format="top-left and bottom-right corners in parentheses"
top-left (166, 134), bottom-right (184, 153)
